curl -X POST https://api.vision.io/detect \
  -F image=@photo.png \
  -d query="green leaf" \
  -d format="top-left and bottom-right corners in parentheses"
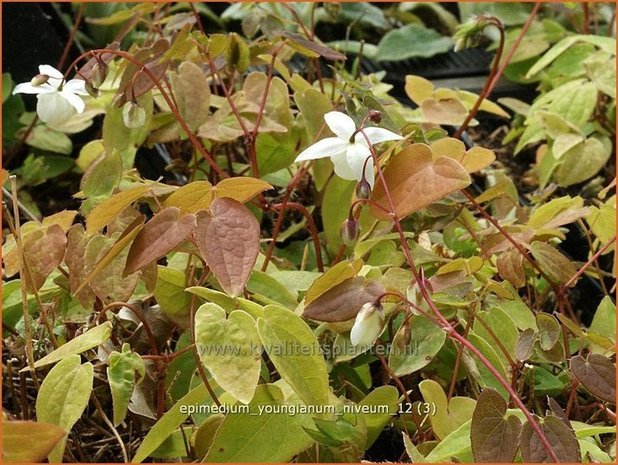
top-left (322, 176), bottom-right (355, 250)
top-left (246, 270), bottom-right (298, 309)
top-left (389, 315), bottom-right (446, 376)
top-left (589, 296), bottom-right (616, 346)
top-left (81, 149), bottom-right (123, 200)
top-left (419, 379), bottom-right (476, 440)
top-left (358, 386), bottom-right (399, 448)
top-left (536, 312), bottom-right (561, 350)
top-left (195, 303), bottom-right (262, 403)
top-left (548, 81), bottom-right (597, 128)
top-left (23, 321), bottom-right (112, 370)
top-left (108, 343), bottom-right (145, 426)
top-left (377, 24), bottom-right (452, 61)
top-left (2, 420), bottom-right (67, 463)
top-left (556, 137), bottom-right (611, 187)
top-left (466, 332), bottom-right (509, 398)
top-left (204, 384), bottom-right (313, 462)
top-left (132, 382), bottom-right (212, 462)
top-left (25, 125), bottom-right (72, 154)
top-left (35, 355), bottom-right (94, 462)
top-left (154, 266), bottom-right (192, 325)
top-left (424, 420), bottom-right (472, 462)
top-left (170, 61), bottom-right (210, 131)
top-left (470, 388), bottom-right (521, 462)
top-left (257, 305), bottom-right (330, 407)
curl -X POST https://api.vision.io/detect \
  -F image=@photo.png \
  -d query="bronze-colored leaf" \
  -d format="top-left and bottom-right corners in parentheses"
top-left (162, 180), bottom-right (213, 214)
top-left (515, 328), bottom-right (536, 362)
top-left (497, 248), bottom-right (526, 288)
top-left (471, 388), bottom-right (521, 463)
top-left (520, 415), bottom-right (580, 463)
top-left (194, 198), bottom-right (260, 297)
top-left (125, 207), bottom-right (196, 275)
top-left (23, 224), bottom-right (67, 292)
top-left (529, 241), bottom-right (578, 286)
top-left (302, 277), bottom-right (385, 322)
top-left (3, 420), bottom-right (66, 463)
top-left (65, 225), bottom-right (96, 308)
top-left (212, 177), bottom-right (272, 204)
top-left (282, 31), bottom-right (346, 61)
top-left (421, 98), bottom-right (468, 125)
top-left (570, 354), bottom-right (616, 403)
top-left (371, 144), bottom-right (470, 220)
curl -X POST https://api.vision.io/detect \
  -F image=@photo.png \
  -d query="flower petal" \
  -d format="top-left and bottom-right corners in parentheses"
top-left (356, 126), bottom-right (403, 145)
top-left (345, 142), bottom-right (372, 182)
top-left (12, 82), bottom-right (54, 95)
top-left (295, 137), bottom-right (348, 162)
top-left (331, 151), bottom-right (357, 180)
top-left (38, 65), bottom-right (64, 79)
top-left (324, 111), bottom-right (356, 140)
top-left (60, 90), bottom-right (86, 113)
top-left (63, 79), bottom-right (88, 95)
top-left (36, 92), bottom-right (75, 124)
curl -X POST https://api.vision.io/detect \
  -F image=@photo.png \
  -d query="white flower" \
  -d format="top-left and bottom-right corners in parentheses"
top-left (12, 64), bottom-right (88, 125)
top-left (295, 111), bottom-right (403, 189)
top-left (350, 302), bottom-right (385, 347)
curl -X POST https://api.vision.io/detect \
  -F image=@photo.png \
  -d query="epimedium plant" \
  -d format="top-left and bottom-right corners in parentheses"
top-left (2, 2), bottom-right (615, 464)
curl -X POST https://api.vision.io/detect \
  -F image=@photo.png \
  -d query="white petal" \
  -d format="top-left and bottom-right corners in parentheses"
top-left (60, 90), bottom-right (86, 113)
top-left (356, 126), bottom-right (403, 145)
top-left (36, 92), bottom-right (75, 124)
top-left (345, 143), bottom-right (372, 182)
top-left (364, 162), bottom-right (375, 190)
top-left (38, 65), bottom-right (64, 79)
top-left (324, 111), bottom-right (356, 140)
top-left (12, 82), bottom-right (53, 95)
top-left (63, 79), bottom-right (88, 95)
top-left (350, 304), bottom-right (384, 347)
top-left (295, 137), bottom-right (348, 162)
top-left (331, 151), bottom-right (357, 180)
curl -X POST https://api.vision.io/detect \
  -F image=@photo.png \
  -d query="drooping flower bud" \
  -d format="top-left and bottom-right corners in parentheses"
top-left (393, 321), bottom-right (412, 351)
top-left (355, 178), bottom-right (372, 200)
top-left (91, 62), bottom-right (108, 88)
top-left (340, 217), bottom-right (360, 246)
top-left (30, 74), bottom-right (49, 86)
top-left (122, 101), bottom-right (146, 129)
top-left (368, 109), bottom-right (382, 124)
top-left (350, 302), bottom-right (385, 347)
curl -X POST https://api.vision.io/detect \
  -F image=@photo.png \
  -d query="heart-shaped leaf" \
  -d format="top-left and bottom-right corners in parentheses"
top-left (195, 303), bottom-right (262, 404)
top-left (125, 207), bottom-right (196, 274)
top-left (257, 305), bottom-right (330, 407)
top-left (21, 224), bottom-right (67, 292)
top-left (389, 315), bottom-right (446, 376)
top-left (530, 241), bottom-right (578, 285)
top-left (570, 354), bottom-right (616, 402)
top-left (35, 355), bottom-right (94, 462)
top-left (371, 144), bottom-right (471, 220)
top-left (194, 198), bottom-right (260, 297)
top-left (520, 415), bottom-right (580, 463)
top-left (471, 388), bottom-right (521, 463)
top-left (2, 421), bottom-right (66, 463)
top-left (419, 379), bottom-right (476, 440)
top-left (302, 277), bottom-right (385, 322)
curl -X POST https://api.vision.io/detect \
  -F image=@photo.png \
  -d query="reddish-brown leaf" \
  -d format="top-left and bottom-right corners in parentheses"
top-left (520, 415), bottom-right (580, 463)
top-left (471, 388), bottom-right (521, 463)
top-left (570, 354), bottom-right (616, 403)
top-left (23, 224), bottom-right (67, 292)
top-left (497, 248), bottom-right (526, 288)
top-left (65, 225), bottom-right (96, 309)
top-left (125, 207), bottom-right (196, 275)
top-left (371, 144), bottom-right (470, 220)
top-left (194, 198), bottom-right (260, 297)
top-left (302, 277), bottom-right (386, 322)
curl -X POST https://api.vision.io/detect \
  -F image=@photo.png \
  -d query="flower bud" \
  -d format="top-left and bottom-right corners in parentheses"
top-left (122, 101), bottom-right (146, 129)
top-left (368, 109), bottom-right (382, 124)
top-left (30, 74), bottom-right (49, 86)
top-left (340, 217), bottom-right (360, 246)
top-left (91, 62), bottom-right (108, 88)
top-left (394, 322), bottom-right (412, 351)
top-left (355, 179), bottom-right (372, 200)
top-left (350, 302), bottom-right (385, 347)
